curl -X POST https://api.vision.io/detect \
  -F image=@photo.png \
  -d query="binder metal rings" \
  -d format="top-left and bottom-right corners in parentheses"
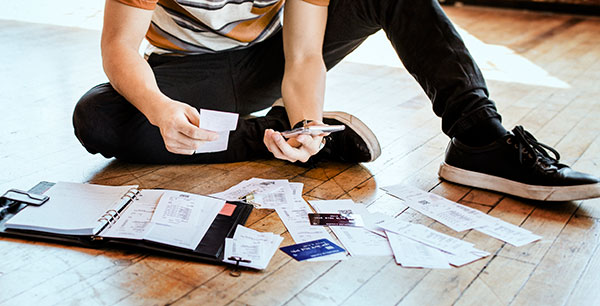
top-left (105, 209), bottom-right (120, 224)
top-left (123, 189), bottom-right (140, 200)
top-left (95, 188), bottom-right (139, 232)
top-left (97, 208), bottom-right (122, 225)
top-left (97, 216), bottom-right (111, 224)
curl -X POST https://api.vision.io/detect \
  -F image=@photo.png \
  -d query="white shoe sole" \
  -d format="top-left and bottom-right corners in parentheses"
top-left (438, 162), bottom-right (600, 201)
top-left (323, 111), bottom-right (381, 162)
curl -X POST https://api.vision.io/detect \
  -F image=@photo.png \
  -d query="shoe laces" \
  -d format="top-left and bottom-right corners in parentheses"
top-left (510, 126), bottom-right (560, 171)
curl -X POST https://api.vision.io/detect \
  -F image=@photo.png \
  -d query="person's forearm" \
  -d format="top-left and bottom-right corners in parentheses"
top-left (101, 42), bottom-right (170, 126)
top-left (281, 55), bottom-right (326, 127)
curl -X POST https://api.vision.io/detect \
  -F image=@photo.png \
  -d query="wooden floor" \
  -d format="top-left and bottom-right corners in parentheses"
top-left (1, 4), bottom-right (600, 306)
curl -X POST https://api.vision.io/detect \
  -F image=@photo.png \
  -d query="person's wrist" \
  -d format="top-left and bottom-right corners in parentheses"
top-left (292, 119), bottom-right (313, 129)
top-left (292, 119), bottom-right (325, 129)
top-left (146, 97), bottom-right (174, 126)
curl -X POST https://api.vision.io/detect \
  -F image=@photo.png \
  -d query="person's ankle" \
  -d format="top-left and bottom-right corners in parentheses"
top-left (455, 117), bottom-right (507, 147)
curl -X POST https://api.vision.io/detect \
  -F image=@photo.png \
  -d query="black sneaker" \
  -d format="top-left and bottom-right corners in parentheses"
top-left (317, 111), bottom-right (381, 163)
top-left (438, 126), bottom-right (600, 201)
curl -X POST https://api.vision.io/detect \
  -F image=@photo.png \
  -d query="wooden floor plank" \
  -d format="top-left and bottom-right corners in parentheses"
top-left (565, 240), bottom-right (600, 305)
top-left (510, 215), bottom-right (600, 305)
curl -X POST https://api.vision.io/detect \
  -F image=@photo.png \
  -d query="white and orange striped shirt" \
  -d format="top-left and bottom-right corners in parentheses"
top-left (116, 0), bottom-right (329, 55)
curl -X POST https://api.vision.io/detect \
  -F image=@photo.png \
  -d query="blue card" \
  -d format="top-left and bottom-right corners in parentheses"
top-left (279, 238), bottom-right (346, 261)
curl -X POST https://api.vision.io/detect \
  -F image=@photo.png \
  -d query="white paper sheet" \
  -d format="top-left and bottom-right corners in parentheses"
top-left (223, 225), bottom-right (283, 270)
top-left (310, 200), bottom-right (393, 257)
top-left (195, 109), bottom-right (239, 153)
top-left (376, 218), bottom-right (474, 255)
top-left (382, 184), bottom-right (491, 232)
top-left (145, 191), bottom-right (225, 250)
top-left (275, 184), bottom-right (347, 261)
top-left (199, 109), bottom-right (238, 131)
top-left (211, 178), bottom-right (290, 203)
top-left (100, 189), bottom-right (164, 239)
top-left (386, 231), bottom-right (451, 269)
top-left (195, 131), bottom-right (230, 153)
top-left (361, 212), bottom-right (393, 237)
top-left (475, 221), bottom-right (541, 247)
top-left (250, 185), bottom-right (295, 209)
top-left (446, 248), bottom-right (490, 267)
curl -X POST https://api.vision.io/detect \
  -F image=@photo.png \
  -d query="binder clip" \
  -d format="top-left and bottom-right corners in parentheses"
top-left (228, 256), bottom-right (251, 277)
top-left (1, 189), bottom-right (49, 221)
top-left (1, 189), bottom-right (49, 206)
top-left (239, 192), bottom-right (262, 208)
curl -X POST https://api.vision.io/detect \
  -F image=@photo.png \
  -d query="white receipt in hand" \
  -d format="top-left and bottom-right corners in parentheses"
top-left (195, 109), bottom-right (239, 153)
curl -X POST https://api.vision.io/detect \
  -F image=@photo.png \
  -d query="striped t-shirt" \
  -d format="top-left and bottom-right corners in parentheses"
top-left (116, 0), bottom-right (329, 55)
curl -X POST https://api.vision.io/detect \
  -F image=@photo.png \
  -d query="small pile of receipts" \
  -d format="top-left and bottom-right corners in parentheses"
top-left (222, 225), bottom-right (283, 270)
top-left (211, 178), bottom-right (541, 270)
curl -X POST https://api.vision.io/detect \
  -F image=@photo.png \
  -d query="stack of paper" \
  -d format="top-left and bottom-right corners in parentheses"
top-left (223, 225), bottom-right (283, 270)
top-left (213, 179), bottom-right (347, 261)
top-left (381, 184), bottom-right (542, 247)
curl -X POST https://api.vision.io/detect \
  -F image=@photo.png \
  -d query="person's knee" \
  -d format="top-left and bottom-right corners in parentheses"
top-left (72, 83), bottom-right (123, 157)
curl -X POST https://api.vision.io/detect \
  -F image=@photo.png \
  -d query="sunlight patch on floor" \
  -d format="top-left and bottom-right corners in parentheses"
top-left (1, 1), bottom-right (570, 89)
top-left (0, 1), bottom-right (104, 30)
top-left (344, 29), bottom-right (571, 89)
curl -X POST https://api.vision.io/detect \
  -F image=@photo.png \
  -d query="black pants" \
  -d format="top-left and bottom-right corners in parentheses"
top-left (73, 0), bottom-right (499, 164)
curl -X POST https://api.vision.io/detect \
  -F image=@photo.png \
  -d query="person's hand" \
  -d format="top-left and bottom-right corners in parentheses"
top-left (151, 100), bottom-right (219, 155)
top-left (263, 124), bottom-right (328, 163)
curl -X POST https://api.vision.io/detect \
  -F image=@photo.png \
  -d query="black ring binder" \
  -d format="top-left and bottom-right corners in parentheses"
top-left (0, 182), bottom-right (254, 267)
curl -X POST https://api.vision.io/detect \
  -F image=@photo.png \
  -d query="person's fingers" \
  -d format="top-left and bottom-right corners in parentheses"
top-left (272, 132), bottom-right (312, 162)
top-left (185, 105), bottom-right (201, 127)
top-left (164, 143), bottom-right (195, 155)
top-left (296, 135), bottom-right (323, 155)
top-left (180, 123), bottom-right (219, 141)
top-left (264, 130), bottom-right (325, 163)
top-left (264, 130), bottom-right (294, 162)
top-left (264, 130), bottom-right (300, 162)
top-left (174, 106), bottom-right (217, 141)
top-left (174, 135), bottom-right (214, 151)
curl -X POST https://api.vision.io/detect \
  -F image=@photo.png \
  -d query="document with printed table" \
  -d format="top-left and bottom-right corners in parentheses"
top-left (0, 181), bottom-right (253, 265)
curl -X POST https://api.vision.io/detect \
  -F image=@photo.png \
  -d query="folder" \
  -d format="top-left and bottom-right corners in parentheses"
top-left (0, 181), bottom-right (253, 264)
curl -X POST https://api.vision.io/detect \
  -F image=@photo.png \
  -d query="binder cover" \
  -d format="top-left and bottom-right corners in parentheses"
top-left (0, 182), bottom-right (253, 264)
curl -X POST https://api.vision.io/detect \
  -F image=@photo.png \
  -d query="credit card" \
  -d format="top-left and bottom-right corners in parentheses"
top-left (279, 238), bottom-right (346, 261)
top-left (308, 213), bottom-right (364, 227)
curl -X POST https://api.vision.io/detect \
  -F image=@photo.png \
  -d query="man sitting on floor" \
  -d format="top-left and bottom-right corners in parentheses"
top-left (72, 0), bottom-right (600, 201)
